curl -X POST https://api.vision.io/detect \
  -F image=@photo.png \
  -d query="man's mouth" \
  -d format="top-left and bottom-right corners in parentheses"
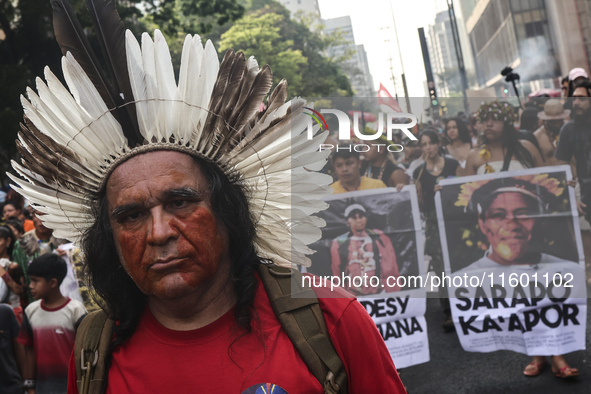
top-left (149, 257), bottom-right (186, 271)
top-left (499, 234), bottom-right (526, 242)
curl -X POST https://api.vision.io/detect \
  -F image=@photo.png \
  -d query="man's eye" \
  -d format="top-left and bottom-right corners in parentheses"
top-left (121, 211), bottom-right (142, 223)
top-left (170, 200), bottom-right (188, 208)
top-left (489, 212), bottom-right (506, 220)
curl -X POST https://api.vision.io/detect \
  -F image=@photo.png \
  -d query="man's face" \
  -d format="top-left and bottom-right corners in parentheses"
top-left (482, 116), bottom-right (504, 142)
top-left (3, 205), bottom-right (18, 219)
top-left (333, 156), bottom-right (361, 184)
top-left (32, 211), bottom-right (49, 233)
top-left (347, 212), bottom-right (367, 234)
top-left (572, 87), bottom-right (591, 119)
top-left (544, 119), bottom-right (564, 135)
top-left (363, 144), bottom-right (382, 162)
top-left (478, 192), bottom-right (537, 265)
top-left (561, 81), bottom-right (569, 98)
top-left (106, 151), bottom-right (230, 300)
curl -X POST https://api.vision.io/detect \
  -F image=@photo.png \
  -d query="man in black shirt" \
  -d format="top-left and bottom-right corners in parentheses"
top-left (555, 80), bottom-right (591, 223)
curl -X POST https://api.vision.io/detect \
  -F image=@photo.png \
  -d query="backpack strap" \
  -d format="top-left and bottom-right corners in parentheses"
top-left (257, 264), bottom-right (348, 394)
top-left (74, 309), bottom-right (114, 394)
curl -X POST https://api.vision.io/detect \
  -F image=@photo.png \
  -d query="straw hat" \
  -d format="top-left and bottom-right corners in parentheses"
top-left (537, 99), bottom-right (570, 120)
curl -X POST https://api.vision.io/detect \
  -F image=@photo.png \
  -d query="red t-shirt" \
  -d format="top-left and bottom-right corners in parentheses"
top-left (67, 276), bottom-right (406, 393)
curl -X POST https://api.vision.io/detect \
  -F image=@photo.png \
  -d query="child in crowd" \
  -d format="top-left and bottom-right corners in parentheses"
top-left (17, 254), bottom-right (86, 393)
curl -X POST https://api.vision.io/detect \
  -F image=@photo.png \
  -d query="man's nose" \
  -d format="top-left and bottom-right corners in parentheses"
top-left (147, 208), bottom-right (179, 245)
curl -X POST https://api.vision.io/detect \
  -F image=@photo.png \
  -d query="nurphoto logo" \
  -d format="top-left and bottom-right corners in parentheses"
top-left (304, 107), bottom-right (418, 152)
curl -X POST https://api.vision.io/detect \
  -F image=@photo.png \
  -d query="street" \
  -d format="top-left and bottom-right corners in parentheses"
top-left (398, 296), bottom-right (590, 393)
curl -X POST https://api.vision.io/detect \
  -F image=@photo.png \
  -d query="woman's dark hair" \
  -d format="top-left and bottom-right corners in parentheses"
top-left (2, 201), bottom-right (21, 217)
top-left (482, 121), bottom-right (534, 168)
top-left (574, 79), bottom-right (591, 97)
top-left (0, 226), bottom-right (15, 257)
top-left (5, 191), bottom-right (24, 210)
top-left (82, 154), bottom-right (260, 351)
top-left (519, 107), bottom-right (540, 132)
top-left (5, 219), bottom-right (24, 238)
top-left (418, 129), bottom-right (445, 156)
top-left (418, 129), bottom-right (440, 145)
top-left (444, 118), bottom-right (471, 144)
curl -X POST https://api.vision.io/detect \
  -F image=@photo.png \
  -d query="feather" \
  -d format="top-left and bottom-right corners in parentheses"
top-left (153, 30), bottom-right (178, 140)
top-left (16, 127), bottom-right (99, 193)
top-left (125, 30), bottom-right (150, 141)
top-left (200, 50), bottom-right (236, 154)
top-left (51, 0), bottom-right (118, 111)
top-left (228, 64), bottom-right (273, 149)
top-left (177, 35), bottom-right (202, 144)
top-left (192, 40), bottom-right (219, 146)
top-left (140, 32), bottom-right (160, 142)
top-left (208, 52), bottom-right (248, 159)
top-left (84, 0), bottom-right (141, 144)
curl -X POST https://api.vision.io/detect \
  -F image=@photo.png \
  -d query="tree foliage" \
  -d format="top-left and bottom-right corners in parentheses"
top-left (219, 3), bottom-right (353, 97)
top-left (0, 0), bottom-right (353, 185)
top-left (220, 12), bottom-right (307, 95)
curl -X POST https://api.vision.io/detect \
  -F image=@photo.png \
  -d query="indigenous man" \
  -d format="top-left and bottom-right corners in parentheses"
top-left (330, 147), bottom-right (387, 194)
top-left (9, 1), bottom-right (406, 393)
top-left (330, 204), bottom-right (400, 295)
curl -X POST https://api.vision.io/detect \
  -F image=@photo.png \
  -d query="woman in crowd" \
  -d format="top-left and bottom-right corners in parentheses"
top-left (443, 117), bottom-right (471, 169)
top-left (413, 129), bottom-right (461, 331)
top-left (2, 201), bottom-right (34, 232)
top-left (465, 101), bottom-right (543, 175)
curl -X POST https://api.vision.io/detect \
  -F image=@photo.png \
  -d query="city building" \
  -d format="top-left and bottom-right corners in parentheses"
top-left (276, 0), bottom-right (321, 20)
top-left (427, 11), bottom-right (459, 97)
top-left (457, 0), bottom-right (591, 95)
top-left (324, 16), bottom-right (375, 97)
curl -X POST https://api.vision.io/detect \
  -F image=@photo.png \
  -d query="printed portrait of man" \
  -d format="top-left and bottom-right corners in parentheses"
top-left (456, 176), bottom-right (580, 272)
top-left (330, 203), bottom-right (400, 295)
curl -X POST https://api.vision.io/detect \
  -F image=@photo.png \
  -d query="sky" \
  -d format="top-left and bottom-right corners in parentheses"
top-left (318, 0), bottom-right (446, 98)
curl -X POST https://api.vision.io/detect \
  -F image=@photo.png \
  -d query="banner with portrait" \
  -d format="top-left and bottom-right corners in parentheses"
top-left (306, 186), bottom-right (429, 368)
top-left (436, 166), bottom-right (587, 355)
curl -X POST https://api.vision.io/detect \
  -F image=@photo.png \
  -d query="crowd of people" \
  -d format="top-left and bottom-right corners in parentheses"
top-left (320, 67), bottom-right (591, 380)
top-left (0, 24), bottom-right (589, 389)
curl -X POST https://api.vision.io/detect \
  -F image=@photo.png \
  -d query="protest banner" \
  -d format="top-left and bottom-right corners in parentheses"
top-left (436, 166), bottom-right (587, 355)
top-left (306, 186), bottom-right (429, 368)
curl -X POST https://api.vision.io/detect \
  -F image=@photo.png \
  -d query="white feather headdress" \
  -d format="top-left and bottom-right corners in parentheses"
top-left (9, 0), bottom-right (332, 267)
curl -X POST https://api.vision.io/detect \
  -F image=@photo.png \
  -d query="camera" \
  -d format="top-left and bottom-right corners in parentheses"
top-left (501, 66), bottom-right (520, 83)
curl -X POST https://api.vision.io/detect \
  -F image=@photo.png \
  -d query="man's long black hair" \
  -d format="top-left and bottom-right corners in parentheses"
top-left (82, 154), bottom-right (260, 350)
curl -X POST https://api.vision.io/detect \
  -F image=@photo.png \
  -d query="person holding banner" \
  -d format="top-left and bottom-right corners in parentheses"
top-left (459, 176), bottom-right (580, 379)
top-left (413, 129), bottom-right (461, 331)
top-left (464, 101), bottom-right (543, 176)
top-left (331, 147), bottom-right (387, 193)
top-left (330, 204), bottom-right (400, 295)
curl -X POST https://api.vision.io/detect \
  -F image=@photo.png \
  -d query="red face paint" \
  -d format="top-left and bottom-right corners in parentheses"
top-left (107, 151), bottom-right (230, 300)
